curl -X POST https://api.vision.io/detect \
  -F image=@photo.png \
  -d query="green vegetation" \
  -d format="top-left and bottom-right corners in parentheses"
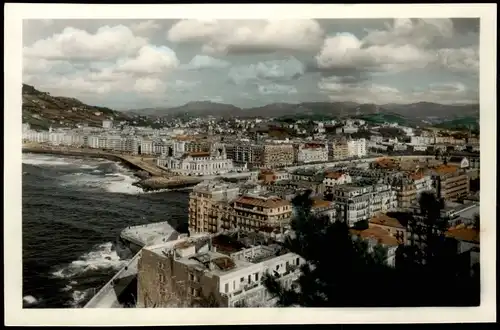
top-left (434, 116), bottom-right (479, 131)
top-left (353, 113), bottom-right (409, 126)
top-left (263, 190), bottom-right (480, 307)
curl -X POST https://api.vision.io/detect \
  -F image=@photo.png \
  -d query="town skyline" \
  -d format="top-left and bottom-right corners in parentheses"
top-left (23, 18), bottom-right (479, 110)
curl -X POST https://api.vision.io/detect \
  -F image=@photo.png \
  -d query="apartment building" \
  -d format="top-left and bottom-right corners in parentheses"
top-left (390, 172), bottom-right (433, 209)
top-left (227, 194), bottom-right (292, 232)
top-left (227, 143), bottom-right (264, 168)
top-left (137, 232), bottom-right (305, 308)
top-left (347, 138), bottom-right (367, 158)
top-left (262, 144), bottom-right (294, 168)
top-left (430, 165), bottom-right (470, 202)
top-left (330, 183), bottom-right (398, 227)
top-left (188, 180), bottom-right (240, 234)
top-left (295, 143), bottom-right (328, 164)
top-left (332, 139), bottom-right (349, 160)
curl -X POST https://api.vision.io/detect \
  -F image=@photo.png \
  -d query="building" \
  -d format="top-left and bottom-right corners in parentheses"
top-left (347, 138), bottom-right (367, 158)
top-left (137, 232), bottom-right (305, 308)
top-left (227, 142), bottom-right (264, 168)
top-left (158, 145), bottom-right (234, 176)
top-left (295, 143), bottom-right (328, 164)
top-left (227, 194), bottom-right (292, 232)
top-left (332, 139), bottom-right (349, 160)
top-left (323, 171), bottom-right (352, 189)
top-left (369, 213), bottom-right (407, 244)
top-left (330, 183), bottom-right (398, 227)
top-left (350, 226), bottom-right (399, 267)
top-left (430, 165), bottom-right (470, 202)
top-left (188, 180), bottom-right (240, 234)
top-left (261, 144), bottom-right (294, 168)
top-left (258, 170), bottom-right (290, 184)
top-left (102, 120), bottom-right (113, 129)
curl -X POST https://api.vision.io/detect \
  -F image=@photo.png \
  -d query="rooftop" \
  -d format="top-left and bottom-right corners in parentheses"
top-left (120, 221), bottom-right (178, 247)
top-left (234, 195), bottom-right (290, 209)
top-left (446, 227), bottom-right (480, 244)
top-left (370, 213), bottom-right (405, 229)
top-left (432, 164), bottom-right (459, 175)
top-left (311, 198), bottom-right (333, 209)
top-left (350, 227), bottom-right (400, 247)
top-left (325, 171), bottom-right (345, 179)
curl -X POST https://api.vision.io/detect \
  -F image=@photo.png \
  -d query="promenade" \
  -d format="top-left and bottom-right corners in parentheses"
top-left (22, 144), bottom-right (166, 177)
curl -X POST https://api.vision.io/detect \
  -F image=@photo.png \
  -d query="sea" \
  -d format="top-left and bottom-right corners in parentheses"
top-left (22, 153), bottom-right (189, 308)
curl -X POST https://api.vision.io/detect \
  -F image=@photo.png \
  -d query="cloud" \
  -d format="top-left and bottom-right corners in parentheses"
top-left (229, 57), bottom-right (305, 85)
top-left (363, 18), bottom-right (454, 48)
top-left (257, 83), bottom-right (297, 95)
top-left (168, 80), bottom-right (201, 93)
top-left (130, 20), bottom-right (161, 33)
top-left (134, 77), bottom-right (167, 94)
top-left (437, 47), bottom-right (479, 73)
top-left (315, 32), bottom-right (434, 74)
top-left (23, 25), bottom-right (148, 61)
top-left (23, 58), bottom-right (73, 74)
top-left (183, 55), bottom-right (230, 70)
top-left (167, 19), bottom-right (324, 55)
top-left (318, 77), bottom-right (477, 104)
top-left (116, 45), bottom-right (179, 74)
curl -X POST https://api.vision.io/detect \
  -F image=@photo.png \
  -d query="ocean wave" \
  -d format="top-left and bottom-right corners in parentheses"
top-left (22, 154), bottom-right (74, 166)
top-left (71, 289), bottom-right (94, 308)
top-left (52, 242), bottom-right (130, 279)
top-left (23, 295), bottom-right (39, 305)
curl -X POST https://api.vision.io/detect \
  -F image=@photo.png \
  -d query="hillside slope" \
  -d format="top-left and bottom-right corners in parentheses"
top-left (22, 84), bottom-right (132, 130)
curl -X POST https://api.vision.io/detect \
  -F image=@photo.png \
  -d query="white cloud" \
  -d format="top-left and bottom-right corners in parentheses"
top-left (363, 18), bottom-right (454, 48)
top-left (184, 55), bottom-right (230, 70)
top-left (23, 25), bottom-right (148, 61)
top-left (315, 32), bottom-right (434, 73)
top-left (130, 20), bottom-right (161, 33)
top-left (318, 77), bottom-right (477, 104)
top-left (117, 45), bottom-right (179, 74)
top-left (437, 47), bottom-right (479, 73)
top-left (134, 77), bottom-right (166, 94)
top-left (167, 19), bottom-right (324, 55)
top-left (257, 84), bottom-right (297, 95)
top-left (229, 57), bottom-right (304, 85)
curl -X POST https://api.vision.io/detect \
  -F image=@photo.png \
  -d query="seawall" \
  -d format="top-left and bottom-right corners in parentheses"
top-left (22, 147), bottom-right (146, 173)
top-left (22, 146), bottom-right (203, 191)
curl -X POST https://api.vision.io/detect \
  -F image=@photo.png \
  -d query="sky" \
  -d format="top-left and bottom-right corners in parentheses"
top-left (22, 18), bottom-right (479, 110)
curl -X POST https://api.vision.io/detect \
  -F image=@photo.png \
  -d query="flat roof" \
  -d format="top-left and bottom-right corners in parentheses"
top-left (121, 221), bottom-right (178, 246)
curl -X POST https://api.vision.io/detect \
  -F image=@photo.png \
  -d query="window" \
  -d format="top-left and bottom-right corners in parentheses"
top-left (276, 265), bottom-right (279, 270)
top-left (159, 274), bottom-right (165, 282)
top-left (296, 257), bottom-right (300, 265)
top-left (248, 275), bottom-right (251, 283)
top-left (241, 277), bottom-right (244, 282)
top-left (255, 273), bottom-right (259, 281)
top-left (225, 283), bottom-right (229, 293)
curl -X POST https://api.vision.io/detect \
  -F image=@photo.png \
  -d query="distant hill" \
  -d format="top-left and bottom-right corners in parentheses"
top-left (22, 84), bottom-right (133, 130)
top-left (129, 101), bottom-right (479, 125)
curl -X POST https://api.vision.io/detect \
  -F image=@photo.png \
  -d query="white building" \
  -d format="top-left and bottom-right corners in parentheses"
top-left (323, 171), bottom-right (352, 188)
top-left (347, 138), bottom-right (367, 158)
top-left (158, 144), bottom-right (234, 176)
top-left (137, 233), bottom-right (305, 308)
top-left (331, 183), bottom-right (398, 227)
top-left (140, 139), bottom-right (155, 155)
top-left (296, 143), bottom-right (328, 163)
top-left (102, 120), bottom-right (113, 129)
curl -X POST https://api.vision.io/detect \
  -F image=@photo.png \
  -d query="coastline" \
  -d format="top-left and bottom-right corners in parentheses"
top-left (22, 146), bottom-right (203, 192)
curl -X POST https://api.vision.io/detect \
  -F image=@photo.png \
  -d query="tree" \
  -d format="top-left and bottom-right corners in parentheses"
top-left (263, 190), bottom-right (391, 307)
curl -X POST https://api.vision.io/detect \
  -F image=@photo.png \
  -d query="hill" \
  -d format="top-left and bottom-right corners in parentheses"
top-left (129, 101), bottom-right (479, 125)
top-left (22, 84), bottom-right (133, 130)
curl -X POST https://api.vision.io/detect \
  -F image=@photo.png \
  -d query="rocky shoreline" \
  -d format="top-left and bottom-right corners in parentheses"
top-left (22, 147), bottom-right (203, 192)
